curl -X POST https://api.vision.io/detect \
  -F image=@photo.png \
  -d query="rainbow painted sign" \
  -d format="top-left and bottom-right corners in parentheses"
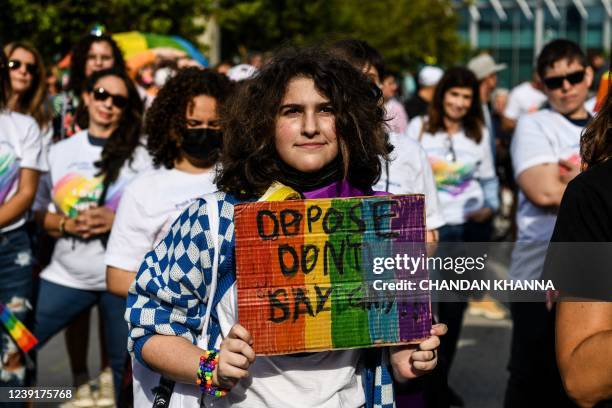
top-left (235, 195), bottom-right (431, 355)
top-left (0, 302), bottom-right (38, 353)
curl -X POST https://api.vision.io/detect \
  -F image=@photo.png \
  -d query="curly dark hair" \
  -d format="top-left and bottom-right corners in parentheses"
top-left (217, 47), bottom-right (388, 199)
top-left (145, 67), bottom-right (233, 169)
top-left (427, 67), bottom-right (484, 143)
top-left (68, 34), bottom-right (126, 95)
top-left (83, 68), bottom-right (144, 186)
top-left (581, 82), bottom-right (612, 168)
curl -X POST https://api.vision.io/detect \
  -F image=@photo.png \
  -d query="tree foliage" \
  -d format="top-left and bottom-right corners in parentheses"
top-left (1, 0), bottom-right (465, 70)
top-left (214, 0), bottom-right (466, 70)
top-left (0, 0), bottom-right (209, 63)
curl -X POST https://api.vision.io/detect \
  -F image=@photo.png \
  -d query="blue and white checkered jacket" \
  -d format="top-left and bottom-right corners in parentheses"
top-left (126, 191), bottom-right (396, 408)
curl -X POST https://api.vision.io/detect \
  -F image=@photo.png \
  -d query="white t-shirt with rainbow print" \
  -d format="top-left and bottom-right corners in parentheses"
top-left (0, 110), bottom-right (45, 233)
top-left (407, 116), bottom-right (495, 226)
top-left (39, 130), bottom-right (152, 290)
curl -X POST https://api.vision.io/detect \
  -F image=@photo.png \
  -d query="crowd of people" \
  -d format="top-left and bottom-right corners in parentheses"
top-left (0, 29), bottom-right (610, 408)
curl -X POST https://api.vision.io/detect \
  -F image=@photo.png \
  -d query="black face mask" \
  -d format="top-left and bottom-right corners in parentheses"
top-left (181, 128), bottom-right (223, 166)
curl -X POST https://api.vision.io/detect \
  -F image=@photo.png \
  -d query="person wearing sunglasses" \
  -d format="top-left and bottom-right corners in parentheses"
top-left (406, 66), bottom-right (498, 407)
top-left (52, 33), bottom-right (126, 142)
top-left (505, 39), bottom-right (592, 407)
top-left (33, 68), bottom-right (152, 406)
top-left (4, 42), bottom-right (52, 136)
top-left (0, 45), bottom-right (45, 396)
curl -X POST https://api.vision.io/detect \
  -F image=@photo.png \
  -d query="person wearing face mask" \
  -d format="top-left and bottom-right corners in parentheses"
top-left (33, 68), bottom-right (152, 406)
top-left (104, 67), bottom-right (231, 406)
top-left (105, 67), bottom-right (231, 297)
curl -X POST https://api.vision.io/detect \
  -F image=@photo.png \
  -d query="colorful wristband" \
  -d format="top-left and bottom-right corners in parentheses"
top-left (196, 350), bottom-right (228, 397)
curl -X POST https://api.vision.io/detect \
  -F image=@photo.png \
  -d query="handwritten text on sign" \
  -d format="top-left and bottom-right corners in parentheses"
top-left (234, 195), bottom-right (431, 355)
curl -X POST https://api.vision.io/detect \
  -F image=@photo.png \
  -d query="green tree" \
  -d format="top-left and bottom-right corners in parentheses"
top-left (0, 0), bottom-right (209, 63)
top-left (213, 0), bottom-right (466, 70)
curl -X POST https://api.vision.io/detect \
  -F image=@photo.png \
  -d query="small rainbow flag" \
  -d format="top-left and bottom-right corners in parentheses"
top-left (0, 302), bottom-right (38, 353)
top-left (235, 195), bottom-right (431, 355)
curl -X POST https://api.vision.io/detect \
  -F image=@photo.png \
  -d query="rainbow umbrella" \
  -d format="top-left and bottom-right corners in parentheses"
top-left (112, 31), bottom-right (208, 67)
top-left (0, 302), bottom-right (38, 353)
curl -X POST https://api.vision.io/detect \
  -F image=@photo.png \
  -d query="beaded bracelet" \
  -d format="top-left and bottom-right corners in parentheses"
top-left (196, 350), bottom-right (228, 397)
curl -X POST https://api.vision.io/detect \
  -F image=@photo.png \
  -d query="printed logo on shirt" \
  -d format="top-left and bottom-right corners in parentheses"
top-left (0, 141), bottom-right (20, 204)
top-left (52, 173), bottom-right (128, 217)
top-left (430, 158), bottom-right (477, 196)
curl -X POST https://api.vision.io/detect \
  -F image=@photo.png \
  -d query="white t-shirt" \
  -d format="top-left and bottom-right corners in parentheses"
top-left (504, 82), bottom-right (547, 120)
top-left (509, 108), bottom-right (583, 280)
top-left (39, 130), bottom-right (152, 290)
top-left (374, 132), bottom-right (445, 229)
top-left (406, 116), bottom-right (495, 225)
top-left (0, 110), bottom-right (46, 232)
top-left (105, 167), bottom-right (217, 272)
top-left (229, 351), bottom-right (365, 408)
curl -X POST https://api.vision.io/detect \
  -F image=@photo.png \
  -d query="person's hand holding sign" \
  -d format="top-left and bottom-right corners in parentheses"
top-left (390, 323), bottom-right (447, 382)
top-left (214, 324), bottom-right (256, 389)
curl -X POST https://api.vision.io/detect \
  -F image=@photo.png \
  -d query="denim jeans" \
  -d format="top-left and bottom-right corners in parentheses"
top-left (0, 227), bottom-right (33, 407)
top-left (33, 279), bottom-right (128, 401)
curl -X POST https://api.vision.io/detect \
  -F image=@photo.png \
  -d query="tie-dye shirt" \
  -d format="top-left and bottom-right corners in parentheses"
top-left (38, 130), bottom-right (152, 290)
top-left (407, 116), bottom-right (496, 225)
top-left (0, 111), bottom-right (45, 233)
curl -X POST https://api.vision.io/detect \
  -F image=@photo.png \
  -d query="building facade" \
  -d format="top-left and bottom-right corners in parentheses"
top-left (455, 0), bottom-right (611, 87)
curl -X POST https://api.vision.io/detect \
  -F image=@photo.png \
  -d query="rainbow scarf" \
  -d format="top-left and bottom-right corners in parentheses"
top-left (0, 302), bottom-right (38, 353)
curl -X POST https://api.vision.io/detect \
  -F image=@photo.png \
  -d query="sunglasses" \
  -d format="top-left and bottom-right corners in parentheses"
top-left (8, 60), bottom-right (37, 76)
top-left (92, 87), bottom-right (129, 109)
top-left (542, 70), bottom-right (585, 90)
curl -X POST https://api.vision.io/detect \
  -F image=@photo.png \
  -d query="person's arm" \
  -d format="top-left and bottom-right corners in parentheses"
top-left (126, 199), bottom-right (217, 383)
top-left (556, 302), bottom-right (612, 407)
top-left (511, 114), bottom-right (580, 208)
top-left (0, 168), bottom-right (40, 228)
top-left (516, 161), bottom-right (579, 208)
top-left (106, 266), bottom-right (136, 298)
top-left (105, 185), bottom-right (155, 298)
top-left (41, 210), bottom-right (80, 238)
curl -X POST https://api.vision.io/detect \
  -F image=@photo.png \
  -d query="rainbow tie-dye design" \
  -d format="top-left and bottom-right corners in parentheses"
top-left (0, 302), bottom-right (38, 353)
top-left (0, 148), bottom-right (19, 205)
top-left (52, 173), bottom-right (127, 217)
top-left (430, 158), bottom-right (476, 196)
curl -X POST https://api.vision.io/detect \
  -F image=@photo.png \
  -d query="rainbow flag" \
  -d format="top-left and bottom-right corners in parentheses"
top-left (234, 194), bottom-right (431, 355)
top-left (0, 302), bottom-right (38, 353)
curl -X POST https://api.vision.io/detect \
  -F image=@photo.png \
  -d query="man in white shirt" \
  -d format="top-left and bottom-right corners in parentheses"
top-left (506, 39), bottom-right (591, 408)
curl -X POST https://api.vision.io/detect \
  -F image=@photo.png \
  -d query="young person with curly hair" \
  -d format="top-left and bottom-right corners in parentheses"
top-left (33, 68), bottom-right (151, 404)
top-left (126, 48), bottom-right (446, 407)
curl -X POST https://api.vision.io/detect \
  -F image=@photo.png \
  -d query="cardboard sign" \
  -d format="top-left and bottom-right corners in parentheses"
top-left (234, 195), bottom-right (431, 355)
